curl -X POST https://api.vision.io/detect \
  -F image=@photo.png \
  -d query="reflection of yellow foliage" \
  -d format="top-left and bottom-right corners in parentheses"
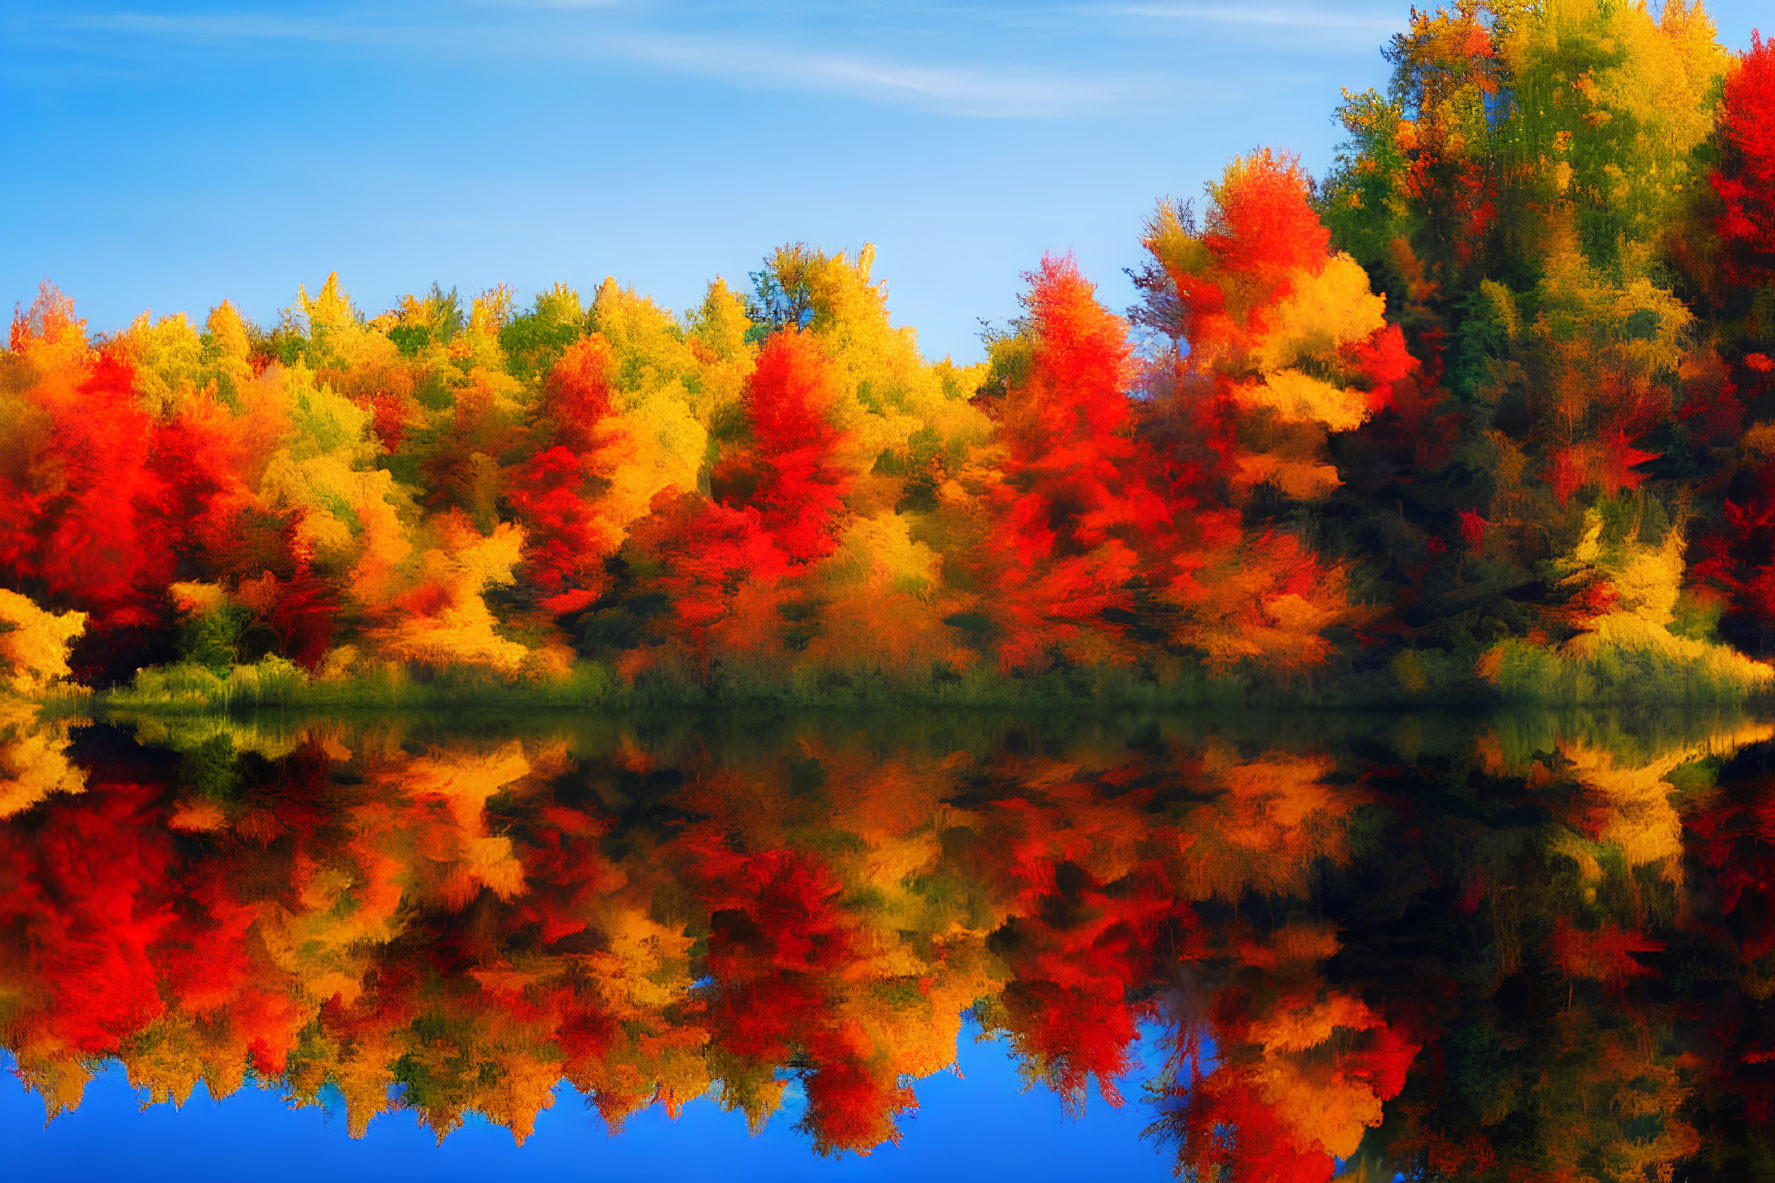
top-left (405, 743), bottom-right (530, 819)
top-left (337, 1031), bottom-right (402, 1138)
top-left (122, 1014), bottom-right (208, 1108)
top-left (403, 743), bottom-right (532, 903)
top-left (1233, 922), bottom-right (1341, 970)
top-left (12, 1058), bottom-right (93, 1123)
top-left (1252, 993), bottom-right (1379, 1054)
top-left (1559, 720), bottom-right (1775, 882)
top-left (167, 797), bottom-right (228, 833)
top-left (1254, 1055), bottom-right (1383, 1159)
top-left (117, 713), bottom-right (308, 762)
top-left (1245, 990), bottom-right (1392, 1159)
top-left (0, 701), bottom-right (85, 818)
top-left (596, 905), bottom-right (696, 1011)
top-left (1180, 745), bottom-right (1355, 900)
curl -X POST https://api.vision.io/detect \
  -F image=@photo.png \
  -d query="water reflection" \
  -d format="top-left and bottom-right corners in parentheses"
top-left (5, 708), bottom-right (1775, 1178)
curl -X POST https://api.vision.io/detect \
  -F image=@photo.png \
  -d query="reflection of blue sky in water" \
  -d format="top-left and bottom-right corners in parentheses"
top-left (2, 1023), bottom-right (1170, 1181)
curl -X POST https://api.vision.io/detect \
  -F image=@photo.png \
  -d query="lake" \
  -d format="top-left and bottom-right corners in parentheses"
top-left (4, 706), bottom-right (1772, 1180)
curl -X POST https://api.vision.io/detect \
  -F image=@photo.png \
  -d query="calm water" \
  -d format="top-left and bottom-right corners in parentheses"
top-left (6, 707), bottom-right (1775, 1180)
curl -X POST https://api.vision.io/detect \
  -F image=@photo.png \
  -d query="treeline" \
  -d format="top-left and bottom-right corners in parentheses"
top-left (3, 0), bottom-right (1774, 707)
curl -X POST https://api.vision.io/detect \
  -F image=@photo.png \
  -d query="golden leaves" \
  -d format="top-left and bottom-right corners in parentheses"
top-left (0, 589), bottom-right (86, 698)
top-left (1253, 254), bottom-right (1388, 376)
top-left (371, 514), bottom-right (536, 677)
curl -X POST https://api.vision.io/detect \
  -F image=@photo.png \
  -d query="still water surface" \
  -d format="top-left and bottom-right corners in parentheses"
top-left (5, 708), bottom-right (1774, 1180)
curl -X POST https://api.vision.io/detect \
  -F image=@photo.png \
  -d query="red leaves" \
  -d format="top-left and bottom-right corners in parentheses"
top-left (1691, 454), bottom-right (1775, 644)
top-left (1169, 1067), bottom-right (1338, 1183)
top-left (1543, 576), bottom-right (1621, 638)
top-left (1545, 453), bottom-right (1582, 509)
top-left (509, 445), bottom-right (608, 615)
top-left (1204, 150), bottom-right (1332, 300)
top-left (1166, 151), bottom-right (1337, 361)
top-left (0, 338), bottom-right (212, 677)
top-left (622, 490), bottom-right (790, 663)
top-left (27, 354), bottom-right (171, 622)
top-left (799, 1056), bottom-right (917, 1156)
top-left (543, 336), bottom-right (616, 452)
top-left (1713, 33), bottom-right (1775, 287)
top-left (148, 401), bottom-right (252, 568)
top-left (1457, 508), bottom-right (1488, 554)
top-left (0, 781), bottom-right (177, 1058)
top-left (8, 283), bottom-right (81, 353)
top-left (1549, 917), bottom-right (1662, 989)
top-left (1545, 433), bottom-right (1659, 506)
top-left (732, 330), bottom-right (850, 566)
top-left (264, 563), bottom-right (339, 670)
top-left (1408, 156), bottom-right (1497, 265)
top-left (1008, 254), bottom-right (1135, 460)
top-left (330, 363), bottom-right (420, 453)
top-left (983, 256), bottom-right (1171, 671)
top-left (506, 340), bottom-right (635, 616)
top-left (680, 835), bottom-right (924, 1155)
top-left (1353, 323), bottom-right (1420, 413)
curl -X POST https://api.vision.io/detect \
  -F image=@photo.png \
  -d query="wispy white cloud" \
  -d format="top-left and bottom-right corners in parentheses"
top-left (1107, 2), bottom-right (1404, 46)
top-left (604, 32), bottom-right (1139, 118)
top-left (29, 5), bottom-right (1143, 119)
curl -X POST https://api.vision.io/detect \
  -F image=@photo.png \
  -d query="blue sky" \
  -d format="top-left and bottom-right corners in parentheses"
top-left (2, 0), bottom-right (1768, 363)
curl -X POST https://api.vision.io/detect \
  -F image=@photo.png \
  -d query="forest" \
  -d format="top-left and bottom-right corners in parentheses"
top-left (3, 0), bottom-right (1774, 708)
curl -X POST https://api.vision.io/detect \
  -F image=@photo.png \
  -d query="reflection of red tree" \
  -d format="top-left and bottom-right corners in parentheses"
top-left (1157, 983), bottom-right (1419, 1180)
top-left (1686, 768), bottom-right (1775, 1131)
top-left (1167, 1066), bottom-right (1338, 1183)
top-left (1, 780), bottom-right (174, 1063)
top-left (685, 836), bottom-right (914, 1155)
